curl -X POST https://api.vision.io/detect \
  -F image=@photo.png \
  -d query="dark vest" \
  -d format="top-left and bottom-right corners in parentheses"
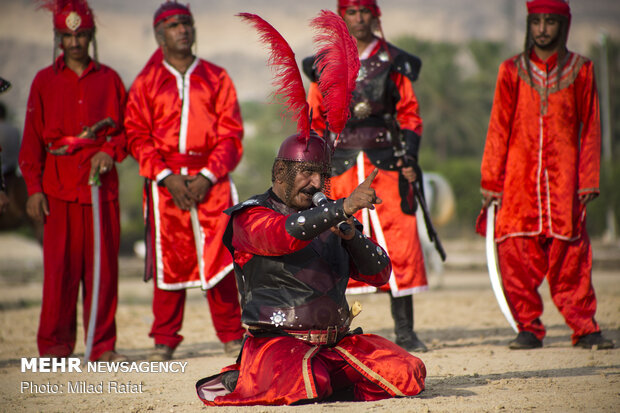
top-left (304, 43), bottom-right (421, 176)
top-left (223, 190), bottom-right (352, 331)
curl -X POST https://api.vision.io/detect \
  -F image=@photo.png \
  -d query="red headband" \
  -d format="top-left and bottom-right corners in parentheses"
top-left (338, 0), bottom-right (381, 18)
top-left (38, 0), bottom-right (95, 33)
top-left (153, 1), bottom-right (192, 27)
top-left (526, 0), bottom-right (570, 17)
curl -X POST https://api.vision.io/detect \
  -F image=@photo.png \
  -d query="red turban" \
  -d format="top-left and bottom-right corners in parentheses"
top-left (526, 0), bottom-right (571, 18)
top-left (153, 1), bottom-right (193, 27)
top-left (337, 0), bottom-right (381, 18)
top-left (38, 0), bottom-right (95, 33)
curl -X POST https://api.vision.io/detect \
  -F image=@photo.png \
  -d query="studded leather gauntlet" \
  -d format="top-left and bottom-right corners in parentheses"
top-left (285, 198), bottom-right (349, 240)
top-left (343, 231), bottom-right (391, 275)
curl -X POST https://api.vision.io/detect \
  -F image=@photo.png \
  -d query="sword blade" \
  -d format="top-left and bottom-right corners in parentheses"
top-left (485, 202), bottom-right (518, 333)
top-left (84, 183), bottom-right (102, 363)
top-left (190, 205), bottom-right (205, 284)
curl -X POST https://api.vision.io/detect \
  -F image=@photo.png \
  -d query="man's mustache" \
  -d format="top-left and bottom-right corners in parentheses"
top-left (300, 187), bottom-right (320, 196)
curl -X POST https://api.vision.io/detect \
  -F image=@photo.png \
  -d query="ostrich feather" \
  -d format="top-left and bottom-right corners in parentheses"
top-left (237, 13), bottom-right (310, 139)
top-left (310, 10), bottom-right (360, 136)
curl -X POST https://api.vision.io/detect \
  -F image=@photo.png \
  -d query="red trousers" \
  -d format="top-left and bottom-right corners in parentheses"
top-left (150, 270), bottom-right (245, 347)
top-left (497, 231), bottom-right (600, 344)
top-left (197, 333), bottom-right (426, 406)
top-left (38, 196), bottom-right (119, 360)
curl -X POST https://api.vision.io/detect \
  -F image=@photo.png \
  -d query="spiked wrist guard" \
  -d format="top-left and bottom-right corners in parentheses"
top-left (343, 232), bottom-right (390, 275)
top-left (285, 198), bottom-right (349, 240)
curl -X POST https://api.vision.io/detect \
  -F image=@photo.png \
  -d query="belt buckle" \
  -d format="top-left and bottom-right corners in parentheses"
top-left (326, 326), bottom-right (337, 345)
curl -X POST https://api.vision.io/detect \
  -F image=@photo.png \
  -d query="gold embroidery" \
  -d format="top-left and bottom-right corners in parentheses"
top-left (302, 346), bottom-right (319, 399)
top-left (516, 52), bottom-right (585, 115)
top-left (334, 346), bottom-right (405, 396)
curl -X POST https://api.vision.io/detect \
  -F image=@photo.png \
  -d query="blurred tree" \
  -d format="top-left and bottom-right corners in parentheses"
top-left (393, 36), bottom-right (503, 159)
top-left (587, 37), bottom-right (620, 238)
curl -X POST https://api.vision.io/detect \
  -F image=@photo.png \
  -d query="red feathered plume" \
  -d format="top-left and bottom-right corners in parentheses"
top-left (237, 13), bottom-right (310, 140)
top-left (310, 10), bottom-right (360, 140)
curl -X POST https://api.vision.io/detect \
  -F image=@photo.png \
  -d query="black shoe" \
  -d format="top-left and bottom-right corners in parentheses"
top-left (148, 344), bottom-right (174, 361)
top-left (220, 370), bottom-right (240, 392)
top-left (396, 331), bottom-right (428, 353)
top-left (574, 332), bottom-right (614, 350)
top-left (223, 339), bottom-right (243, 357)
top-left (508, 331), bottom-right (542, 350)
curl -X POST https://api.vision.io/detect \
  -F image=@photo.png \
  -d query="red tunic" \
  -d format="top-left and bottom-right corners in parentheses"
top-left (480, 50), bottom-right (600, 241)
top-left (20, 57), bottom-right (127, 203)
top-left (125, 56), bottom-right (244, 290)
top-left (307, 40), bottom-right (427, 296)
top-left (196, 198), bottom-right (426, 405)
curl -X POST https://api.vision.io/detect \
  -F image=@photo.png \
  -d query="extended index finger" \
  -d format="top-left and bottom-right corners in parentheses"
top-left (360, 168), bottom-right (379, 188)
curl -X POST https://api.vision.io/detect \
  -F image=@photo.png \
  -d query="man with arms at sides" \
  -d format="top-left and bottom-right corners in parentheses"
top-left (479, 0), bottom-right (613, 350)
top-left (19, 0), bottom-right (127, 361)
top-left (125, 1), bottom-right (245, 361)
top-left (305, 0), bottom-right (429, 352)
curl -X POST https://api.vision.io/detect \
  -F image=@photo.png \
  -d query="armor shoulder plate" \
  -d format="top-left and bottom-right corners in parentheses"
top-left (224, 191), bottom-right (270, 216)
top-left (392, 48), bottom-right (422, 82)
top-left (302, 55), bottom-right (318, 83)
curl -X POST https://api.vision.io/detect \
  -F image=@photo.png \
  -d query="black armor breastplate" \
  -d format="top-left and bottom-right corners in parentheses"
top-left (223, 191), bottom-right (352, 331)
top-left (332, 46), bottom-right (403, 175)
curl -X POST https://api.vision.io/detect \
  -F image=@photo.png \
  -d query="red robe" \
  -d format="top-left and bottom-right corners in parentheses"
top-left (196, 198), bottom-right (426, 405)
top-left (308, 40), bottom-right (427, 296)
top-left (480, 50), bottom-right (600, 241)
top-left (125, 56), bottom-right (244, 290)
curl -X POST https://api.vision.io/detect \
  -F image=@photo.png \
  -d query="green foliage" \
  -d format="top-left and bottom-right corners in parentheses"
top-left (586, 161), bottom-right (620, 236)
top-left (419, 151), bottom-right (482, 236)
top-left (393, 36), bottom-right (504, 159)
top-left (116, 157), bottom-right (144, 254)
top-left (590, 37), bottom-right (620, 159)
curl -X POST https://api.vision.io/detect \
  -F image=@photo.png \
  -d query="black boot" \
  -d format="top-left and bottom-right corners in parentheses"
top-left (574, 332), bottom-right (614, 350)
top-left (508, 331), bottom-right (543, 350)
top-left (390, 295), bottom-right (427, 352)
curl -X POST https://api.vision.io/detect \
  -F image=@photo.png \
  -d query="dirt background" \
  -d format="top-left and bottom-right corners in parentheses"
top-left (0, 233), bottom-right (618, 412)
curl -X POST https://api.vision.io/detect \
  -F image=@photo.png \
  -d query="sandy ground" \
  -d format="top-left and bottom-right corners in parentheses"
top-left (0, 234), bottom-right (618, 412)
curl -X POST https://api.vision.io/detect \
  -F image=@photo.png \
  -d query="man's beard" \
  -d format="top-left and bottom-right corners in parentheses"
top-left (533, 34), bottom-right (560, 51)
top-left (284, 182), bottom-right (320, 209)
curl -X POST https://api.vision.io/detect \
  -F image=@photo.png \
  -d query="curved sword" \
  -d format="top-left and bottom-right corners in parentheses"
top-left (485, 201), bottom-right (518, 333)
top-left (84, 171), bottom-right (102, 363)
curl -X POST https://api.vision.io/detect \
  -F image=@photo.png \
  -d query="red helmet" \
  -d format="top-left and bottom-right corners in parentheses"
top-left (277, 131), bottom-right (331, 167)
top-left (153, 1), bottom-right (193, 27)
top-left (337, 0), bottom-right (381, 17)
top-left (526, 0), bottom-right (570, 18)
top-left (38, 0), bottom-right (95, 33)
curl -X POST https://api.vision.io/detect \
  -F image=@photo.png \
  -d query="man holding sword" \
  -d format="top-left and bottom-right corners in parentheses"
top-left (19, 0), bottom-right (127, 361)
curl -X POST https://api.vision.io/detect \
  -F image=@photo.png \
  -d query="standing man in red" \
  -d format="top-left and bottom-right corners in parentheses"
top-left (480, 0), bottom-right (613, 350)
top-left (19, 0), bottom-right (127, 361)
top-left (305, 0), bottom-right (428, 352)
top-left (125, 1), bottom-right (245, 360)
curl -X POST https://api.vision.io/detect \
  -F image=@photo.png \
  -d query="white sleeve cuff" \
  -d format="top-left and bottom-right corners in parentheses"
top-left (199, 168), bottom-right (217, 184)
top-left (156, 169), bottom-right (173, 184)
